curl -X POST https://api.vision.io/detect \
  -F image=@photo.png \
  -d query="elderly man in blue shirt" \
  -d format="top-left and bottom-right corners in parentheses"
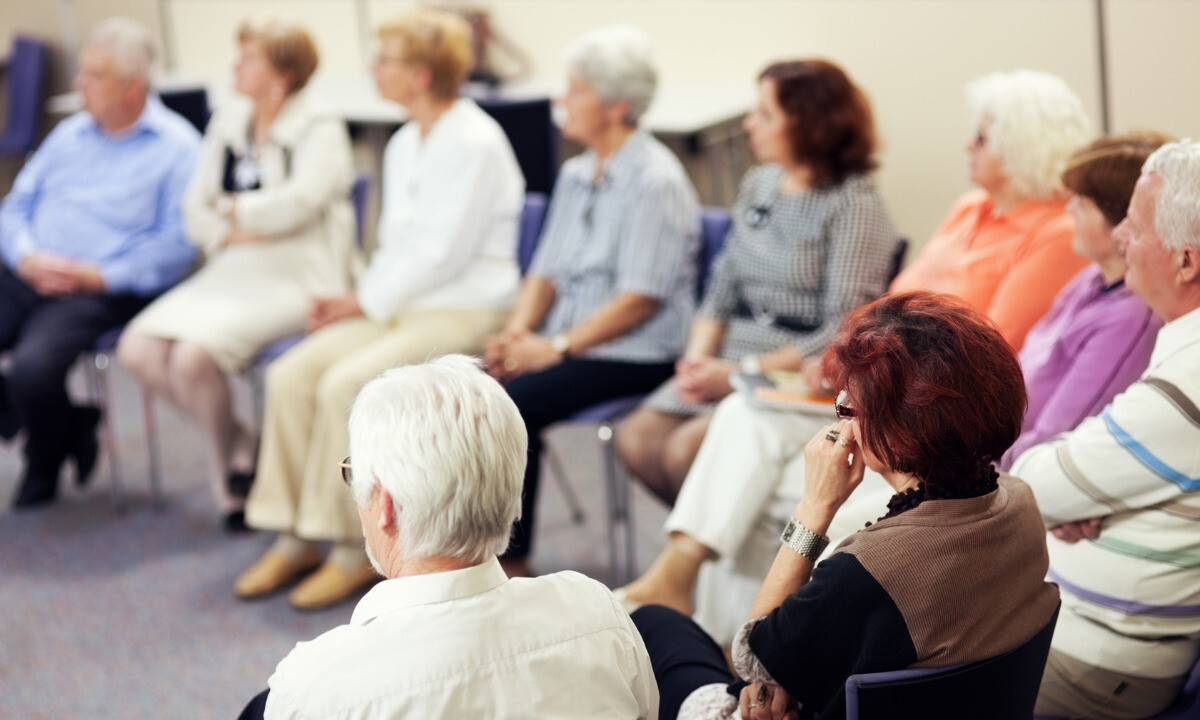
top-left (0, 18), bottom-right (199, 508)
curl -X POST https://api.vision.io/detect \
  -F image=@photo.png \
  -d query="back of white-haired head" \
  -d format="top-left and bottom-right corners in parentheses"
top-left (1142, 139), bottom-right (1200, 252)
top-left (966, 69), bottom-right (1092, 199)
top-left (566, 24), bottom-right (657, 126)
top-left (86, 17), bottom-right (156, 80)
top-left (347, 355), bottom-right (527, 564)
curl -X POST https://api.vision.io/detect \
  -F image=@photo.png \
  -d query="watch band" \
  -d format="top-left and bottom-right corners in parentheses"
top-left (551, 333), bottom-right (571, 358)
top-left (740, 354), bottom-right (763, 375)
top-left (780, 517), bottom-right (829, 561)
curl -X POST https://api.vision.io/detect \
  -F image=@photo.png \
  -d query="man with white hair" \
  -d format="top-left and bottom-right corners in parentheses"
top-left (0, 17), bottom-right (199, 508)
top-left (241, 355), bottom-right (657, 719)
top-left (1012, 139), bottom-right (1200, 719)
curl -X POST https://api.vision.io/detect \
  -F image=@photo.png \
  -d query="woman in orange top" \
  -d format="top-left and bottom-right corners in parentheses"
top-left (890, 69), bottom-right (1093, 351)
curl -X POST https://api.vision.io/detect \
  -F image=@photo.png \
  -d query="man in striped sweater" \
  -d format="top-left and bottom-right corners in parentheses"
top-left (1014, 139), bottom-right (1200, 720)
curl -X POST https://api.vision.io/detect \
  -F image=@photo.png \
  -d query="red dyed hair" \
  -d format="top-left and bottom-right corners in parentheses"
top-left (759, 59), bottom-right (878, 189)
top-left (821, 291), bottom-right (1026, 492)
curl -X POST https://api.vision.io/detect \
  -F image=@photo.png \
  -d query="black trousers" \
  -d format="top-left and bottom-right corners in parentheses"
top-left (632, 604), bottom-right (738, 720)
top-left (501, 358), bottom-right (674, 559)
top-left (0, 266), bottom-right (147, 481)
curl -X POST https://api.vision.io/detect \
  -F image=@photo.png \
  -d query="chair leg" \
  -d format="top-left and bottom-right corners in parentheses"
top-left (543, 443), bottom-right (586, 524)
top-left (90, 352), bottom-right (126, 512)
top-left (141, 389), bottom-right (164, 511)
top-left (599, 421), bottom-right (635, 585)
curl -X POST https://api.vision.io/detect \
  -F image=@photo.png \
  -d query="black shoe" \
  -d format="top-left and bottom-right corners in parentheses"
top-left (12, 474), bottom-right (57, 510)
top-left (223, 510), bottom-right (252, 534)
top-left (67, 406), bottom-right (101, 488)
top-left (227, 471), bottom-right (255, 501)
top-left (0, 375), bottom-right (21, 441)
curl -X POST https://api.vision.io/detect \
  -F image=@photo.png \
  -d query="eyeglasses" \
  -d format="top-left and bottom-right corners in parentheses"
top-left (834, 390), bottom-right (856, 420)
top-left (339, 457), bottom-right (353, 485)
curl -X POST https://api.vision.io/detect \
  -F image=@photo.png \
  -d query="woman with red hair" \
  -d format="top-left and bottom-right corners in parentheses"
top-left (615, 59), bottom-right (899, 505)
top-left (631, 291), bottom-right (1058, 720)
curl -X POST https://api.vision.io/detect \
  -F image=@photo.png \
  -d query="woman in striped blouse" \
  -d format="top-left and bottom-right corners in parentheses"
top-left (615, 60), bottom-right (900, 506)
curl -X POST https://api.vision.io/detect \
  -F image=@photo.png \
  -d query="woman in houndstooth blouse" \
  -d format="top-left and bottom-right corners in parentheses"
top-left (615, 60), bottom-right (900, 506)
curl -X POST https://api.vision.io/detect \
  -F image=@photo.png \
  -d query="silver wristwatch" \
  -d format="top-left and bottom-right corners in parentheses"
top-left (780, 517), bottom-right (829, 561)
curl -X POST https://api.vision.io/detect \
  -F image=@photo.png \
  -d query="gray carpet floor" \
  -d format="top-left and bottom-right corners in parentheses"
top-left (0, 363), bottom-right (668, 719)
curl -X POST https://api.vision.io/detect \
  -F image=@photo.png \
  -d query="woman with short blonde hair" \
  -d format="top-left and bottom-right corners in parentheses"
top-left (375, 8), bottom-right (473, 100)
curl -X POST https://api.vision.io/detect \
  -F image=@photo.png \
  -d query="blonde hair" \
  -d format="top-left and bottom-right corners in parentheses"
top-left (967, 70), bottom-right (1092, 200)
top-left (237, 16), bottom-right (319, 94)
top-left (377, 7), bottom-right (473, 100)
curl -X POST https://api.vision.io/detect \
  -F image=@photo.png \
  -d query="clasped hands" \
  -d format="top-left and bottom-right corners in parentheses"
top-left (18, 253), bottom-right (105, 297)
top-left (483, 327), bottom-right (563, 382)
top-left (740, 681), bottom-right (798, 720)
top-left (307, 293), bottom-right (363, 333)
top-left (673, 354), bottom-right (736, 404)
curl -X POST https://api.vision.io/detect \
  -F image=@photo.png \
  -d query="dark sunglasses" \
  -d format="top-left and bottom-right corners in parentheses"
top-left (339, 457), bottom-right (353, 485)
top-left (835, 390), bottom-right (856, 420)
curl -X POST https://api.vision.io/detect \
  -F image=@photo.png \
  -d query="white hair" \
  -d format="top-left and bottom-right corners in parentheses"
top-left (347, 355), bottom-right (527, 564)
top-left (966, 69), bottom-right (1092, 199)
top-left (86, 17), bottom-right (156, 80)
top-left (565, 24), bottom-right (657, 126)
top-left (1142, 139), bottom-right (1200, 251)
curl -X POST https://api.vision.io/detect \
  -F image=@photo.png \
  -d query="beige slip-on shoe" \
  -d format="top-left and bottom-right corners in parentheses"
top-left (288, 561), bottom-right (380, 611)
top-left (234, 547), bottom-right (323, 599)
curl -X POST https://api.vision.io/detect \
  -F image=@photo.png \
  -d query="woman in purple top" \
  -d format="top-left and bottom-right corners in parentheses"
top-left (1000, 132), bottom-right (1171, 470)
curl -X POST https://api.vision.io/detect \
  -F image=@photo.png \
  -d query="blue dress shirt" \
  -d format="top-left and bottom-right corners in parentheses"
top-left (0, 96), bottom-right (201, 296)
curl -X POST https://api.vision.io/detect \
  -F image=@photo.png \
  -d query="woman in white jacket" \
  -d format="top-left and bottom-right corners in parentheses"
top-left (232, 7), bottom-right (525, 611)
top-left (119, 17), bottom-right (357, 531)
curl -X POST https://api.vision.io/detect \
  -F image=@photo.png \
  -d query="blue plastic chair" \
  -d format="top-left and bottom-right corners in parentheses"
top-left (0, 35), bottom-right (48, 157)
top-left (542, 207), bottom-right (733, 584)
top-left (847, 603), bottom-right (1059, 720)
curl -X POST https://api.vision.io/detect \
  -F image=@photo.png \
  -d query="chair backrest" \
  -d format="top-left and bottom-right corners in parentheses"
top-left (518, 192), bottom-right (549, 275)
top-left (476, 97), bottom-right (559, 195)
top-left (0, 35), bottom-right (48, 156)
top-left (159, 88), bottom-right (210, 133)
top-left (350, 172), bottom-right (370, 247)
top-left (846, 602), bottom-right (1060, 720)
top-left (888, 238), bottom-right (909, 285)
top-left (698, 207), bottom-right (733, 299)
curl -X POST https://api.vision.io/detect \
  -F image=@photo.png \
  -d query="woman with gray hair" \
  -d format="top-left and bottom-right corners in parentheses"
top-left (483, 25), bottom-right (699, 577)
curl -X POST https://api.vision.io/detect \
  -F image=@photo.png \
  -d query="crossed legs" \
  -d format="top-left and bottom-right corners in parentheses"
top-left (118, 332), bottom-right (254, 513)
top-left (615, 407), bottom-right (714, 506)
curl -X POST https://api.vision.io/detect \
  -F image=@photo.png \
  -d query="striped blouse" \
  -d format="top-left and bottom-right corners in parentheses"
top-left (1013, 303), bottom-right (1200, 679)
top-left (529, 130), bottom-right (700, 363)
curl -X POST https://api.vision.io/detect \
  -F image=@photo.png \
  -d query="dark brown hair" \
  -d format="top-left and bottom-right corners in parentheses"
top-left (1062, 131), bottom-right (1175, 227)
top-left (822, 291), bottom-right (1026, 494)
top-left (759, 59), bottom-right (878, 188)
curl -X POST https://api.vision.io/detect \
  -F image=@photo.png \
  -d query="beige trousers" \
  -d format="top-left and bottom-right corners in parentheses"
top-left (1035, 649), bottom-right (1188, 720)
top-left (245, 308), bottom-right (508, 543)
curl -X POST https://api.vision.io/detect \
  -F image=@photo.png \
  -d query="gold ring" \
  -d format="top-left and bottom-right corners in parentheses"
top-left (503, 357), bottom-right (518, 372)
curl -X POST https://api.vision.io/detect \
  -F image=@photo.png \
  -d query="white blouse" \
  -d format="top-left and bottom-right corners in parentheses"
top-left (356, 98), bottom-right (525, 320)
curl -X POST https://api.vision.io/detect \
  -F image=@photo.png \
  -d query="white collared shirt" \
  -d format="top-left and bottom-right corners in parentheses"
top-left (264, 557), bottom-right (658, 719)
top-left (356, 98), bottom-right (525, 320)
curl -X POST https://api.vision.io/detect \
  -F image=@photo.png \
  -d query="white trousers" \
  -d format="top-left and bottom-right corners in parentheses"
top-left (663, 393), bottom-right (894, 645)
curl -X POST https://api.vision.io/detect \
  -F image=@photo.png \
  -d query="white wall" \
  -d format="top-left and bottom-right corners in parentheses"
top-left (7, 0), bottom-right (1200, 249)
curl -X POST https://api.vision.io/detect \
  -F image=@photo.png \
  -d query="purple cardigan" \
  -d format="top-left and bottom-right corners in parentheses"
top-left (1000, 264), bottom-right (1161, 470)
